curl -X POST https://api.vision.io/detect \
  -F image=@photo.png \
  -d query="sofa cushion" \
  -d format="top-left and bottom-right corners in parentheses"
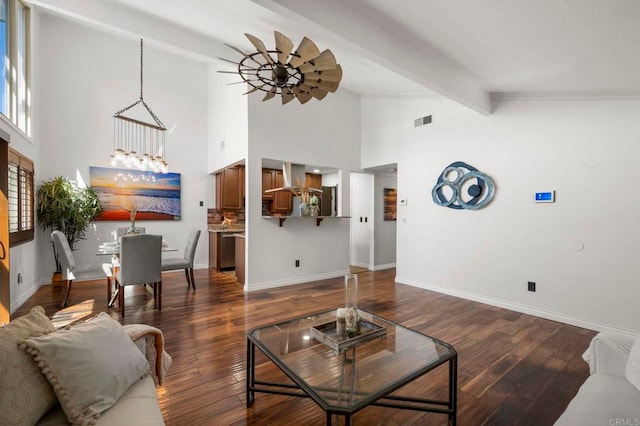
top-left (554, 373), bottom-right (640, 425)
top-left (0, 306), bottom-right (57, 426)
top-left (20, 312), bottom-right (150, 425)
top-left (626, 334), bottom-right (640, 392)
top-left (36, 377), bottom-right (163, 426)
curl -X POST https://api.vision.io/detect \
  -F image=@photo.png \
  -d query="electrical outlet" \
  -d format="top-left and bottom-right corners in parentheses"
top-left (295, 259), bottom-right (300, 267)
top-left (528, 281), bottom-right (536, 292)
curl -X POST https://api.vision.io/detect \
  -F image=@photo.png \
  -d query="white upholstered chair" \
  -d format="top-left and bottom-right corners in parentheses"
top-left (51, 230), bottom-right (112, 308)
top-left (115, 234), bottom-right (162, 317)
top-left (161, 229), bottom-right (201, 289)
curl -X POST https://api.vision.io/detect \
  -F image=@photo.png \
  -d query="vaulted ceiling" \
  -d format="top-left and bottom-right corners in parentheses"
top-left (31, 0), bottom-right (640, 114)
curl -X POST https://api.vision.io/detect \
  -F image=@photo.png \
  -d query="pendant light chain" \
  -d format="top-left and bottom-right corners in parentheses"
top-left (110, 38), bottom-right (168, 173)
top-left (140, 38), bottom-right (144, 101)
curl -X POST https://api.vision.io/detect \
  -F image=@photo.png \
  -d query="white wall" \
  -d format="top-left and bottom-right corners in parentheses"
top-left (35, 15), bottom-right (209, 285)
top-left (5, 10), bottom-right (41, 312)
top-left (374, 174), bottom-right (396, 268)
top-left (362, 96), bottom-right (640, 333)
top-left (207, 67), bottom-right (248, 175)
top-left (245, 89), bottom-right (361, 290)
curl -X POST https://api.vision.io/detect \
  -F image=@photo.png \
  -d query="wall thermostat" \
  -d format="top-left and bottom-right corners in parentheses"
top-left (534, 191), bottom-right (555, 203)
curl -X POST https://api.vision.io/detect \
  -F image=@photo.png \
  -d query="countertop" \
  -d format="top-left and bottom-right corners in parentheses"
top-left (208, 227), bottom-right (245, 233)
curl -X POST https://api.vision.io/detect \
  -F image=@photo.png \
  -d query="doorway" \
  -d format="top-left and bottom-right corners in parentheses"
top-left (349, 164), bottom-right (397, 272)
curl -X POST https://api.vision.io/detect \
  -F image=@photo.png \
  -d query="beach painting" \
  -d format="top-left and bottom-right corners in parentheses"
top-left (90, 167), bottom-right (181, 221)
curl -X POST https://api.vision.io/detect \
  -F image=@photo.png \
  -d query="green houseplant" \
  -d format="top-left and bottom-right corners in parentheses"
top-left (37, 176), bottom-right (102, 273)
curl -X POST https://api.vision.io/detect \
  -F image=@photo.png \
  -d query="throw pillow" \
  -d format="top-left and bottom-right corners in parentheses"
top-left (626, 333), bottom-right (640, 392)
top-left (0, 306), bottom-right (57, 426)
top-left (19, 312), bottom-right (150, 425)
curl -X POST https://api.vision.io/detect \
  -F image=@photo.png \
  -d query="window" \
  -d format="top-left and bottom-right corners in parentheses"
top-left (8, 147), bottom-right (33, 245)
top-left (0, 0), bottom-right (30, 136)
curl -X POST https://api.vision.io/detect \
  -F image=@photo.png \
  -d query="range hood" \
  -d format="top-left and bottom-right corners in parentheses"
top-left (265, 162), bottom-right (322, 193)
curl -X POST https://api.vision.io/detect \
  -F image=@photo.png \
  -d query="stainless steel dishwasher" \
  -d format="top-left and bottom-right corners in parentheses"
top-left (220, 232), bottom-right (236, 270)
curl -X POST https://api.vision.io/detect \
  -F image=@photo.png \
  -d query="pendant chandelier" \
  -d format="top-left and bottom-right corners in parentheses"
top-left (110, 39), bottom-right (168, 173)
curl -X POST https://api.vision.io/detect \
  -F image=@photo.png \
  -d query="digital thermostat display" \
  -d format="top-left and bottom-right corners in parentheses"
top-left (535, 191), bottom-right (555, 203)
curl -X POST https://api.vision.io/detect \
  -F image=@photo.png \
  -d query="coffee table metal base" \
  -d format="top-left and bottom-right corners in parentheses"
top-left (246, 339), bottom-right (457, 426)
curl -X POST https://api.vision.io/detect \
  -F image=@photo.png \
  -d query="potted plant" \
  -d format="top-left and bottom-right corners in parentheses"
top-left (36, 176), bottom-right (102, 283)
top-left (308, 195), bottom-right (319, 216)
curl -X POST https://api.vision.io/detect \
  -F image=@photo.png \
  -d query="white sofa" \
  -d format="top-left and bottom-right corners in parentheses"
top-left (0, 307), bottom-right (171, 426)
top-left (554, 332), bottom-right (640, 425)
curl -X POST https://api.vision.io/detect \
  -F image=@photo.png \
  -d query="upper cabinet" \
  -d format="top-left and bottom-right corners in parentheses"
top-left (216, 165), bottom-right (244, 210)
top-left (262, 168), bottom-right (292, 214)
top-left (305, 173), bottom-right (322, 190)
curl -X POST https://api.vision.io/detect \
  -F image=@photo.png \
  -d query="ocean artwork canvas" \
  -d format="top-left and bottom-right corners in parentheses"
top-left (90, 167), bottom-right (181, 221)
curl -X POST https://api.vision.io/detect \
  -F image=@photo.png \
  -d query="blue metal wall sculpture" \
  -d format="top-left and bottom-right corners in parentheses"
top-left (432, 161), bottom-right (495, 210)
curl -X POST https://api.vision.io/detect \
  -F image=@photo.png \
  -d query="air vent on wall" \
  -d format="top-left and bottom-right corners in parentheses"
top-left (414, 115), bottom-right (433, 127)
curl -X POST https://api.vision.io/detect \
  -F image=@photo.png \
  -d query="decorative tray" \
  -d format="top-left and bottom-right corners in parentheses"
top-left (310, 319), bottom-right (386, 354)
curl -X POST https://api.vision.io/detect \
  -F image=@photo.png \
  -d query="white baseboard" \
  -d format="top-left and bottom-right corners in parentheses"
top-left (11, 280), bottom-right (48, 314)
top-left (247, 269), bottom-right (351, 292)
top-left (395, 275), bottom-right (637, 335)
top-left (350, 262), bottom-right (396, 272)
top-left (372, 262), bottom-right (396, 271)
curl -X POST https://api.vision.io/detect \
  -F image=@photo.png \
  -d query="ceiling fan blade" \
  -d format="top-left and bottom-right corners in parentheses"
top-left (300, 80), bottom-right (339, 93)
top-left (263, 86), bottom-right (277, 101)
top-left (302, 65), bottom-right (342, 83)
top-left (224, 43), bottom-right (249, 57)
top-left (274, 31), bottom-right (294, 64)
top-left (227, 79), bottom-right (260, 85)
top-left (289, 37), bottom-right (320, 68)
top-left (243, 84), bottom-right (266, 95)
top-left (310, 88), bottom-right (328, 100)
top-left (292, 87), bottom-right (313, 104)
top-left (281, 87), bottom-right (295, 104)
top-left (244, 33), bottom-right (274, 64)
top-left (218, 57), bottom-right (241, 65)
top-left (299, 83), bottom-right (329, 100)
top-left (297, 50), bottom-right (337, 73)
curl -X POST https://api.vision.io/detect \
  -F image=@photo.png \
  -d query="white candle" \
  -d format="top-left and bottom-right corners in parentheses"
top-left (336, 308), bottom-right (346, 335)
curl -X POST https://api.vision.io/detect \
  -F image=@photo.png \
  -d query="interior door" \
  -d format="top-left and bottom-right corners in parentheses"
top-left (0, 138), bottom-right (9, 324)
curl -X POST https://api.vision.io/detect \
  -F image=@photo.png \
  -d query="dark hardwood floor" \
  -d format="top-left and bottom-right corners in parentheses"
top-left (14, 268), bottom-right (595, 425)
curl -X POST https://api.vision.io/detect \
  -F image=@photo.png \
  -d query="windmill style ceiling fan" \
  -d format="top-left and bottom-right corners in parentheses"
top-left (219, 31), bottom-right (342, 105)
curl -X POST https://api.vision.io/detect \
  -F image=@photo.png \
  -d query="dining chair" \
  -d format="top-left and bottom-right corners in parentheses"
top-left (115, 234), bottom-right (162, 317)
top-left (161, 229), bottom-right (201, 289)
top-left (51, 230), bottom-right (113, 308)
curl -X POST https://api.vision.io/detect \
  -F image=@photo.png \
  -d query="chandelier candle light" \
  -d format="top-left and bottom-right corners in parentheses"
top-left (110, 39), bottom-right (168, 173)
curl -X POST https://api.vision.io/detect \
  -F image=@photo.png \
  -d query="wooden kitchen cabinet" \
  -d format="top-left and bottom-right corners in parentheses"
top-left (262, 169), bottom-right (274, 200)
top-left (272, 170), bottom-right (292, 214)
top-left (235, 234), bottom-right (245, 285)
top-left (262, 168), bottom-right (292, 214)
top-left (216, 165), bottom-right (244, 210)
top-left (305, 173), bottom-right (322, 190)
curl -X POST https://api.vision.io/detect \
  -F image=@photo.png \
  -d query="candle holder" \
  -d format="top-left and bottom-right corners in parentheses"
top-left (344, 274), bottom-right (359, 337)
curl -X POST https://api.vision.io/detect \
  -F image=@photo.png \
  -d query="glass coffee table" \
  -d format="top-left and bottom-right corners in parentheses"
top-left (247, 309), bottom-right (457, 425)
